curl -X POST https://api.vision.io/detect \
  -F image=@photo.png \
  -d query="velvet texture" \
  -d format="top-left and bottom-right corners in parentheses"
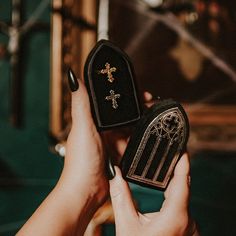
top-left (84, 40), bottom-right (141, 131)
top-left (121, 100), bottom-right (189, 191)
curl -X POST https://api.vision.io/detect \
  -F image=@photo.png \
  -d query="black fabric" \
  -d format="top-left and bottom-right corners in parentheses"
top-left (121, 100), bottom-right (189, 191)
top-left (84, 40), bottom-right (141, 131)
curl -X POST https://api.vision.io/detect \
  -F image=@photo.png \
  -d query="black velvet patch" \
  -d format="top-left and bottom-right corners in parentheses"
top-left (84, 40), bottom-right (141, 131)
top-left (121, 100), bottom-right (189, 191)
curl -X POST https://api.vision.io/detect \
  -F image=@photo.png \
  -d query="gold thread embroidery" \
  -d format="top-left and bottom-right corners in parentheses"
top-left (105, 90), bottom-right (121, 109)
top-left (99, 63), bottom-right (117, 83)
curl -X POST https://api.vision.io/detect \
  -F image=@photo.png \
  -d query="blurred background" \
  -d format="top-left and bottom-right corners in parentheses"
top-left (0, 0), bottom-right (236, 235)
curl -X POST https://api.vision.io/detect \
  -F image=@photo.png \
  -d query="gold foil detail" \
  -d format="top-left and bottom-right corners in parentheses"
top-left (99, 62), bottom-right (117, 83)
top-left (127, 108), bottom-right (186, 189)
top-left (105, 90), bottom-right (121, 109)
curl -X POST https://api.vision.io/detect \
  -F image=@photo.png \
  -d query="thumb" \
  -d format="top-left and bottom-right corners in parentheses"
top-left (162, 153), bottom-right (190, 215)
top-left (109, 166), bottom-right (138, 226)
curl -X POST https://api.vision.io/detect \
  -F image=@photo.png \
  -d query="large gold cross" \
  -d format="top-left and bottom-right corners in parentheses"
top-left (99, 62), bottom-right (117, 83)
top-left (105, 90), bottom-right (120, 109)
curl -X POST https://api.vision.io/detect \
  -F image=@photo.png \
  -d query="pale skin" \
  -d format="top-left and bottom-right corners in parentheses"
top-left (17, 81), bottom-right (197, 236)
top-left (110, 156), bottom-right (194, 236)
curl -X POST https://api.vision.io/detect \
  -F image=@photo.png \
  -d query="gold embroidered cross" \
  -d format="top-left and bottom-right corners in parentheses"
top-left (105, 90), bottom-right (121, 109)
top-left (99, 62), bottom-right (117, 83)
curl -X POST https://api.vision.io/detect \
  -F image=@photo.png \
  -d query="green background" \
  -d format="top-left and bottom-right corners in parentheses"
top-left (0, 1), bottom-right (236, 235)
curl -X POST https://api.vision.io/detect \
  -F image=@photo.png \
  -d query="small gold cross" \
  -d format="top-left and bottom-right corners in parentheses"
top-left (105, 90), bottom-right (121, 109)
top-left (99, 62), bottom-right (117, 83)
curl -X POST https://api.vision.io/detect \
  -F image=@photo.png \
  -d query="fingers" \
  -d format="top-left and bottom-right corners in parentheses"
top-left (143, 91), bottom-right (155, 108)
top-left (174, 153), bottom-right (190, 176)
top-left (115, 138), bottom-right (128, 161)
top-left (66, 69), bottom-right (100, 163)
top-left (143, 91), bottom-right (162, 108)
top-left (101, 128), bottom-right (130, 164)
top-left (67, 69), bottom-right (94, 131)
top-left (143, 91), bottom-right (153, 102)
top-left (162, 153), bottom-right (190, 214)
top-left (109, 166), bottom-right (138, 225)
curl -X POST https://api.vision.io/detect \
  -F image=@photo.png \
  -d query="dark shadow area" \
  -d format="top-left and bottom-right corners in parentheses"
top-left (190, 151), bottom-right (236, 236)
top-left (0, 155), bottom-right (22, 189)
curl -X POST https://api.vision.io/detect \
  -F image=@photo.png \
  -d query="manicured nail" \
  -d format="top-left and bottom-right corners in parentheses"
top-left (67, 68), bottom-right (79, 92)
top-left (106, 157), bottom-right (116, 180)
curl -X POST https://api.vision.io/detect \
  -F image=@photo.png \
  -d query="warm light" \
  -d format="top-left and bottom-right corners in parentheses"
top-left (143, 0), bottom-right (163, 8)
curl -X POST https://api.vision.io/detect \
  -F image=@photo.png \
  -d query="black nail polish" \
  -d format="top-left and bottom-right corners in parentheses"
top-left (107, 157), bottom-right (116, 180)
top-left (68, 68), bottom-right (79, 92)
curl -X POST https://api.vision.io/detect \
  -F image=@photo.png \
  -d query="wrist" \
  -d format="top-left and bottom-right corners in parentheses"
top-left (58, 167), bottom-right (108, 207)
top-left (52, 176), bottom-right (103, 235)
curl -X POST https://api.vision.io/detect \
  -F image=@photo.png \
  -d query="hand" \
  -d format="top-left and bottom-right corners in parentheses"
top-left (62, 71), bottom-right (108, 205)
top-left (109, 153), bottom-right (197, 236)
top-left (17, 70), bottom-right (109, 236)
top-left (63, 78), bottom-right (156, 214)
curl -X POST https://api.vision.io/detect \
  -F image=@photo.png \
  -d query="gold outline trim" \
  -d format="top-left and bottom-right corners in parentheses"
top-left (127, 107), bottom-right (186, 189)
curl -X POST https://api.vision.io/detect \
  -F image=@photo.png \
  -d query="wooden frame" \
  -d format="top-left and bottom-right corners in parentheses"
top-left (50, 0), bottom-right (97, 141)
top-left (185, 105), bottom-right (236, 152)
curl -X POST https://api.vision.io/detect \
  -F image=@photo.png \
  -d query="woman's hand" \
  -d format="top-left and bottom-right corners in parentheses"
top-left (62, 70), bottom-right (108, 205)
top-left (17, 68), bottom-right (197, 236)
top-left (109, 153), bottom-right (197, 236)
top-left (17, 70), bottom-right (109, 236)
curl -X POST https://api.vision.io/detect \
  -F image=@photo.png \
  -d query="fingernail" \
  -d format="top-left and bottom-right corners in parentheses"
top-left (106, 157), bottom-right (116, 180)
top-left (67, 68), bottom-right (79, 92)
